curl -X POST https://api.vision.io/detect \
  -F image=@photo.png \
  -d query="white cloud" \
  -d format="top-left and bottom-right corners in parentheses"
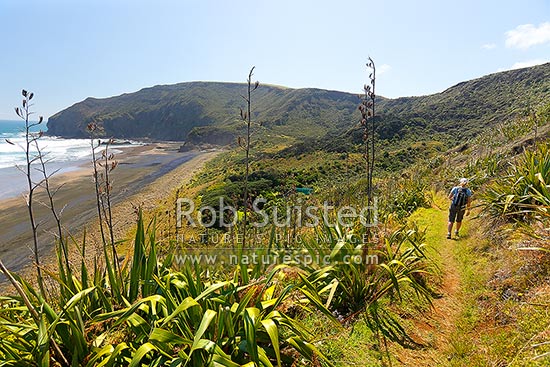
top-left (497, 58), bottom-right (548, 72)
top-left (505, 22), bottom-right (550, 49)
top-left (481, 43), bottom-right (496, 50)
top-left (377, 64), bottom-right (391, 75)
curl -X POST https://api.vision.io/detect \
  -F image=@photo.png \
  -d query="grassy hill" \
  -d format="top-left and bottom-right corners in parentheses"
top-left (46, 82), bottom-right (360, 143)
top-left (377, 63), bottom-right (550, 141)
top-left (47, 63), bottom-right (550, 149)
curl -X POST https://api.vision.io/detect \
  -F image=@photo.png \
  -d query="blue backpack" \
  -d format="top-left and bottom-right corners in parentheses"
top-left (452, 187), bottom-right (468, 208)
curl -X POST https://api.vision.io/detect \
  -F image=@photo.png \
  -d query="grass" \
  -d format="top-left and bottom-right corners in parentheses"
top-left (301, 312), bottom-right (382, 367)
top-left (406, 194), bottom-right (446, 275)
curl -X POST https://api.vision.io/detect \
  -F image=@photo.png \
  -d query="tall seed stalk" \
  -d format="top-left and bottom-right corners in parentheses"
top-left (87, 124), bottom-right (122, 283)
top-left (359, 58), bottom-right (376, 206)
top-left (33, 137), bottom-right (71, 276)
top-left (100, 139), bottom-right (118, 256)
top-left (12, 90), bottom-right (46, 296)
top-left (88, 124), bottom-right (108, 247)
top-left (238, 66), bottom-right (259, 249)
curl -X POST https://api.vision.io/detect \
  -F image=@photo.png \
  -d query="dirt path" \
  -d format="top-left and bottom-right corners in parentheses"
top-left (393, 202), bottom-right (467, 366)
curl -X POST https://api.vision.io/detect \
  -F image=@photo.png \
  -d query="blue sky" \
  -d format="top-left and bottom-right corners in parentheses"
top-left (0, 0), bottom-right (549, 119)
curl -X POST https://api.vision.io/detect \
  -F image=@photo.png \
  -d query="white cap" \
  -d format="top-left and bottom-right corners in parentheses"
top-left (459, 178), bottom-right (469, 185)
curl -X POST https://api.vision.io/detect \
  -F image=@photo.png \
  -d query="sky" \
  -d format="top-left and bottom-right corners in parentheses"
top-left (0, 0), bottom-right (549, 120)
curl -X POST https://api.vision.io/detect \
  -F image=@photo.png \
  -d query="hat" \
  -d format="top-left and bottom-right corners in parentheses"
top-left (459, 178), bottom-right (469, 185)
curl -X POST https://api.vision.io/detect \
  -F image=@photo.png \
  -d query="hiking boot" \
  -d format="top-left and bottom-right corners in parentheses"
top-left (454, 231), bottom-right (460, 239)
top-left (446, 233), bottom-right (451, 239)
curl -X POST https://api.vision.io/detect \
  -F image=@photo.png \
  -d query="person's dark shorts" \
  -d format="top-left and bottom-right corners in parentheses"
top-left (449, 204), bottom-right (466, 223)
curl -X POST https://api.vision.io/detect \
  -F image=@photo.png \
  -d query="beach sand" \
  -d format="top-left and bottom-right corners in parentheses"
top-left (0, 142), bottom-right (220, 275)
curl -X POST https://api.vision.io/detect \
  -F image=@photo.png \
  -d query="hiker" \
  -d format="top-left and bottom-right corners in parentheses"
top-left (447, 178), bottom-right (472, 239)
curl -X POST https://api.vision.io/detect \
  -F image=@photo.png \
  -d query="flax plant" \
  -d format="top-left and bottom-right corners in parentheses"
top-left (482, 143), bottom-right (550, 220)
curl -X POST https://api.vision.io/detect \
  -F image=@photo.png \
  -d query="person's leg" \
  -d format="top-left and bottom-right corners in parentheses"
top-left (447, 221), bottom-right (454, 234)
top-left (455, 209), bottom-right (465, 236)
top-left (448, 207), bottom-right (456, 238)
top-left (456, 221), bottom-right (462, 232)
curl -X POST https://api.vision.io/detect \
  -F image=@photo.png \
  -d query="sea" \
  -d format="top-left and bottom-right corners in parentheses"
top-left (0, 120), bottom-right (135, 199)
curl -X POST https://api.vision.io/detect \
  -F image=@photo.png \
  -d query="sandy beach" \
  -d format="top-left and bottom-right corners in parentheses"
top-left (0, 142), bottom-right (220, 275)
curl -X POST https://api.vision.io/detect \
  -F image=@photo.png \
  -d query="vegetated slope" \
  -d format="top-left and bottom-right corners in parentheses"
top-left (378, 62), bottom-right (550, 142)
top-left (47, 63), bottom-right (550, 147)
top-left (47, 82), bottom-right (360, 143)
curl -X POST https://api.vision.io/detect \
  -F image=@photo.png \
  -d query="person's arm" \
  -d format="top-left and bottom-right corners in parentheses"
top-left (448, 187), bottom-right (455, 200)
top-left (466, 193), bottom-right (472, 214)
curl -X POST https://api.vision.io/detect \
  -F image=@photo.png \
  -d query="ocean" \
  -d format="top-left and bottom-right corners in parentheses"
top-left (0, 120), bottom-right (94, 169)
top-left (0, 120), bottom-right (136, 199)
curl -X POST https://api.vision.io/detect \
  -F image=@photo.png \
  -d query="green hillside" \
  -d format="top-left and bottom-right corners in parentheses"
top-left (377, 63), bottom-right (550, 141)
top-left (47, 63), bottom-right (550, 148)
top-left (46, 82), bottom-right (360, 143)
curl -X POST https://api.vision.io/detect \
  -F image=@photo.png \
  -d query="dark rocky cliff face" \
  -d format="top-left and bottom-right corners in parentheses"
top-left (47, 98), bottom-right (215, 140)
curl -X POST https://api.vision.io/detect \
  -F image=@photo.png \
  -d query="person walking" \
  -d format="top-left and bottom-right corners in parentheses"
top-left (447, 178), bottom-right (473, 239)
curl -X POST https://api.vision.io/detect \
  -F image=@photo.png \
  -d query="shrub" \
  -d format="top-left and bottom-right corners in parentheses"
top-left (299, 222), bottom-right (434, 345)
top-left (481, 143), bottom-right (550, 221)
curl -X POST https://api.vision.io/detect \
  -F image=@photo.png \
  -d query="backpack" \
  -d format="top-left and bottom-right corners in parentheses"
top-left (452, 187), bottom-right (468, 208)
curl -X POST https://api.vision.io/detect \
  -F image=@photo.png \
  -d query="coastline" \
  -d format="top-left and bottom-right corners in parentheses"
top-left (0, 142), bottom-right (221, 275)
top-left (0, 163), bottom-right (85, 200)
